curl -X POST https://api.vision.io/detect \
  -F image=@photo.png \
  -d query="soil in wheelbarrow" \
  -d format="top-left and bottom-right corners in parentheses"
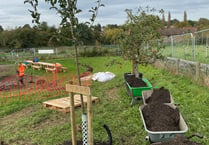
top-left (142, 103), bottom-right (180, 131)
top-left (125, 74), bottom-right (147, 87)
top-left (61, 140), bottom-right (108, 145)
top-left (146, 87), bottom-right (171, 104)
top-left (151, 135), bottom-right (203, 145)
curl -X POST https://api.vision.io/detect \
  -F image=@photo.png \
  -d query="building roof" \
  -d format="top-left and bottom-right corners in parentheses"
top-left (159, 27), bottom-right (197, 37)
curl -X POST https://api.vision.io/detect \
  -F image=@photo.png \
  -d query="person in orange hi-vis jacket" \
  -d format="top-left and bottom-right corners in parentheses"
top-left (17, 63), bottom-right (25, 86)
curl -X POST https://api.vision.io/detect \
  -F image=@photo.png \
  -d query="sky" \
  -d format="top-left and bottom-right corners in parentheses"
top-left (0, 0), bottom-right (209, 30)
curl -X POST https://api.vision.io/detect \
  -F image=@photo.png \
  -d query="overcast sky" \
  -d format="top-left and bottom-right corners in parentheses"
top-left (0, 0), bottom-right (209, 30)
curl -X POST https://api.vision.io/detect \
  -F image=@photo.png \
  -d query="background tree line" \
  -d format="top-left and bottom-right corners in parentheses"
top-left (0, 17), bottom-right (209, 50)
top-left (0, 22), bottom-right (103, 50)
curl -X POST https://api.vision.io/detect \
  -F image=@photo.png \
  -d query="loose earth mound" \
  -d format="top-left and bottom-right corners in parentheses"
top-left (124, 73), bottom-right (147, 87)
top-left (142, 103), bottom-right (180, 131)
top-left (146, 87), bottom-right (171, 104)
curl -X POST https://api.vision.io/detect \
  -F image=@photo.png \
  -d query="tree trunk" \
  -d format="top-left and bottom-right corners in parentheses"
top-left (132, 60), bottom-right (139, 78)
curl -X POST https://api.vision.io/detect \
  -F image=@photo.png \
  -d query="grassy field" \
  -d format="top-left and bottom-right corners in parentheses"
top-left (0, 56), bottom-right (208, 145)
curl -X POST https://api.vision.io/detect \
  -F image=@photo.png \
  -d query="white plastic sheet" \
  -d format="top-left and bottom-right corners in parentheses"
top-left (92, 72), bottom-right (116, 82)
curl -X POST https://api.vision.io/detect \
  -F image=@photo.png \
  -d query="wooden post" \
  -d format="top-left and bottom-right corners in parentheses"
top-left (87, 94), bottom-right (93, 145)
top-left (196, 62), bottom-right (200, 80)
top-left (206, 36), bottom-right (208, 57)
top-left (69, 92), bottom-right (77, 145)
top-left (66, 84), bottom-right (92, 145)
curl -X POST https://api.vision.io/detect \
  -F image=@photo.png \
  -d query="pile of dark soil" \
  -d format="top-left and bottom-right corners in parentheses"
top-left (61, 140), bottom-right (108, 145)
top-left (152, 135), bottom-right (203, 145)
top-left (142, 103), bottom-right (180, 131)
top-left (124, 73), bottom-right (147, 87)
top-left (146, 87), bottom-right (171, 104)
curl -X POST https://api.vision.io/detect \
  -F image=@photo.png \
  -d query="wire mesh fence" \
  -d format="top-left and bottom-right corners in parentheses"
top-left (161, 28), bottom-right (209, 64)
top-left (0, 45), bottom-right (120, 64)
top-left (0, 71), bottom-right (92, 106)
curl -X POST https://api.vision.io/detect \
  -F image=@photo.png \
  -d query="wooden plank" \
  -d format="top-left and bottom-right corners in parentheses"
top-left (61, 67), bottom-right (67, 72)
top-left (43, 95), bottom-right (99, 113)
top-left (87, 94), bottom-right (93, 145)
top-left (45, 68), bottom-right (56, 73)
top-left (69, 93), bottom-right (77, 145)
top-left (31, 65), bottom-right (41, 70)
top-left (66, 84), bottom-right (90, 96)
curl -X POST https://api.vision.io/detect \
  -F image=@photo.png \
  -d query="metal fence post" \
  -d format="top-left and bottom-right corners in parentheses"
top-left (192, 36), bottom-right (196, 61)
top-left (171, 36), bottom-right (174, 57)
top-left (176, 59), bottom-right (180, 74)
top-left (195, 62), bottom-right (200, 80)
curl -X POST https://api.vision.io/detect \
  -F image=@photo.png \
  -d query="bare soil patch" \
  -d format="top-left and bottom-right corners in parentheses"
top-left (0, 105), bottom-right (40, 126)
top-left (0, 75), bottom-right (40, 91)
top-left (61, 140), bottom-right (108, 145)
top-left (105, 88), bottom-right (120, 100)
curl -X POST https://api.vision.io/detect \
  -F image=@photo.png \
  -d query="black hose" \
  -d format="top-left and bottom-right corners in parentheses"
top-left (103, 124), bottom-right (112, 145)
top-left (187, 133), bottom-right (204, 139)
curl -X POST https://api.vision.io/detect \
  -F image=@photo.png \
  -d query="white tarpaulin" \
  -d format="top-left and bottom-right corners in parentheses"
top-left (92, 72), bottom-right (116, 82)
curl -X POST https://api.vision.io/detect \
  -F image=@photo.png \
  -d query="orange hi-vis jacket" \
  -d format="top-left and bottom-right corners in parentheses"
top-left (18, 64), bottom-right (25, 76)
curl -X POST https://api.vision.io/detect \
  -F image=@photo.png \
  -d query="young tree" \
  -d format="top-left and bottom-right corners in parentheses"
top-left (120, 7), bottom-right (163, 78)
top-left (24, 1), bottom-right (104, 145)
top-left (24, 0), bottom-right (103, 112)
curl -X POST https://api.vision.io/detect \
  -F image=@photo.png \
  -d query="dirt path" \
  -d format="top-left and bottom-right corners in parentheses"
top-left (0, 105), bottom-right (41, 126)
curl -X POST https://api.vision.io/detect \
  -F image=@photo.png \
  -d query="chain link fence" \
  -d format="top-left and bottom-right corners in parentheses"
top-left (153, 28), bottom-right (209, 86)
top-left (0, 45), bottom-right (120, 64)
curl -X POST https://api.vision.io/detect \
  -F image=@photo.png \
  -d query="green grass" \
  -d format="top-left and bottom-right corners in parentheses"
top-left (0, 56), bottom-right (208, 145)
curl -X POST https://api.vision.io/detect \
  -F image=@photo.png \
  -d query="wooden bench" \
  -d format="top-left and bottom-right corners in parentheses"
top-left (61, 67), bottom-right (67, 72)
top-left (56, 67), bottom-right (67, 72)
top-left (22, 63), bottom-right (29, 68)
top-left (45, 68), bottom-right (56, 73)
top-left (31, 65), bottom-right (41, 70)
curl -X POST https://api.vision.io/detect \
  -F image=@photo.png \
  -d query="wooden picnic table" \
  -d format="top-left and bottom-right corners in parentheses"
top-left (25, 60), bottom-right (67, 72)
top-left (24, 60), bottom-right (33, 66)
top-left (38, 62), bottom-right (55, 69)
